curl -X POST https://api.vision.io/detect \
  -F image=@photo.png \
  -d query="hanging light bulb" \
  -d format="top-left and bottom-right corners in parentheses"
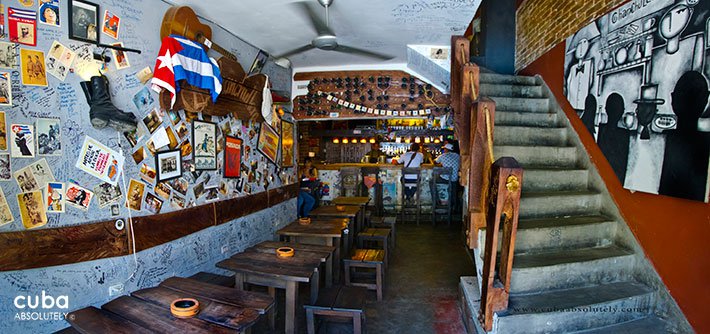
top-left (395, 137), bottom-right (402, 143)
top-left (434, 138), bottom-right (441, 144)
top-left (333, 138), bottom-right (340, 144)
top-left (342, 138), bottom-right (349, 144)
top-left (404, 137), bottom-right (411, 144)
top-left (360, 138), bottom-right (367, 144)
top-left (424, 137), bottom-right (431, 143)
top-left (414, 136), bottom-right (421, 143)
top-left (351, 139), bottom-right (358, 144)
top-left (369, 138), bottom-right (376, 144)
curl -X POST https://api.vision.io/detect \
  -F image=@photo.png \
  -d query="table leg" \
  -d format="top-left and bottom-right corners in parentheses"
top-left (310, 269), bottom-right (320, 304)
top-left (325, 255), bottom-right (333, 288)
top-left (285, 281), bottom-right (298, 334)
top-left (234, 273), bottom-right (245, 290)
top-left (268, 287), bottom-right (277, 330)
top-left (353, 311), bottom-right (363, 334)
top-left (328, 238), bottom-right (341, 283)
top-left (306, 308), bottom-right (316, 334)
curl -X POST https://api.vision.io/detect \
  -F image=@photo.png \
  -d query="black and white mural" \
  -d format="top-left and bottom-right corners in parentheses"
top-left (564, 0), bottom-right (710, 202)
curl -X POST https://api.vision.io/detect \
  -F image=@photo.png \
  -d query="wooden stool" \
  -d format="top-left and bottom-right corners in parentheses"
top-left (371, 216), bottom-right (396, 248)
top-left (304, 285), bottom-right (367, 334)
top-left (343, 249), bottom-right (385, 301)
top-left (357, 228), bottom-right (391, 267)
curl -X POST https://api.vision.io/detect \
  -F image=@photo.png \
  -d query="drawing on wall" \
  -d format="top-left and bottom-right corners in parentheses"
top-left (564, 0), bottom-right (710, 202)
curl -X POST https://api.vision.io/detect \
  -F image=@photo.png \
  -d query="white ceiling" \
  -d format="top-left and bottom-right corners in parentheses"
top-left (169, 0), bottom-right (481, 70)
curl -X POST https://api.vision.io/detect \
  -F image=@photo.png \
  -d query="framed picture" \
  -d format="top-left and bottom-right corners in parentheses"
top-left (68, 0), bottom-right (99, 44)
top-left (192, 119), bottom-right (217, 170)
top-left (257, 122), bottom-right (279, 165)
top-left (223, 136), bottom-right (242, 178)
top-left (155, 149), bottom-right (182, 182)
top-left (281, 120), bottom-right (295, 168)
top-left (248, 50), bottom-right (268, 75)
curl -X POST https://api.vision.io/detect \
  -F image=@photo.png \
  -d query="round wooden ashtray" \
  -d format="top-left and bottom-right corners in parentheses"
top-left (170, 298), bottom-right (200, 318)
top-left (335, 205), bottom-right (346, 212)
top-left (298, 217), bottom-right (311, 225)
top-left (276, 246), bottom-right (295, 258)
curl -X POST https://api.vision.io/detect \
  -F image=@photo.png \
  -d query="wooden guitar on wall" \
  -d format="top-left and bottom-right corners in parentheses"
top-left (160, 6), bottom-right (239, 62)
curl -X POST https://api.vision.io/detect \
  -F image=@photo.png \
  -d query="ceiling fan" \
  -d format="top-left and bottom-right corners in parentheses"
top-left (273, 0), bottom-right (394, 61)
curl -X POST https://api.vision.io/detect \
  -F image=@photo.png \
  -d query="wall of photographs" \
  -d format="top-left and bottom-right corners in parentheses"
top-left (0, 0), bottom-right (294, 332)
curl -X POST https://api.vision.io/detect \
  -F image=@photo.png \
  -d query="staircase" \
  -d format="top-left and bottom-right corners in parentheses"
top-left (460, 73), bottom-right (692, 333)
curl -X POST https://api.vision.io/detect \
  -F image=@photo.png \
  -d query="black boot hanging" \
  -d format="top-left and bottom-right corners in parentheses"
top-left (80, 75), bottom-right (138, 132)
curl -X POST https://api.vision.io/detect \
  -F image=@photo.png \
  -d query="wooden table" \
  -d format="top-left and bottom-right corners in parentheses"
top-left (309, 206), bottom-right (362, 249)
top-left (249, 240), bottom-right (336, 288)
top-left (217, 250), bottom-right (322, 334)
top-left (276, 218), bottom-right (347, 282)
top-left (66, 276), bottom-right (274, 333)
top-left (332, 196), bottom-right (370, 207)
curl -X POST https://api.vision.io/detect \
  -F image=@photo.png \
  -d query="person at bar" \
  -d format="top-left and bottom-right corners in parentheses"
top-left (435, 143), bottom-right (460, 182)
top-left (363, 142), bottom-right (386, 163)
top-left (298, 158), bottom-right (319, 217)
top-left (395, 143), bottom-right (424, 202)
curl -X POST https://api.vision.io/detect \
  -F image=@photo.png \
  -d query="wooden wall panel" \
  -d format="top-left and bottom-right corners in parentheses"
top-left (130, 204), bottom-right (216, 252)
top-left (268, 183), bottom-right (299, 206)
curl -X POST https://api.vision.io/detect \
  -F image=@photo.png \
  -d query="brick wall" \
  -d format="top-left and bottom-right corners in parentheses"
top-left (515, 0), bottom-right (627, 71)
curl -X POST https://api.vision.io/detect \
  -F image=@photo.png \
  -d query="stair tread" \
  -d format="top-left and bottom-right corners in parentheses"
top-left (518, 214), bottom-right (613, 230)
top-left (523, 166), bottom-right (588, 172)
top-left (495, 125), bottom-right (566, 130)
top-left (514, 244), bottom-right (633, 269)
top-left (505, 281), bottom-right (652, 316)
top-left (572, 316), bottom-right (670, 334)
top-left (522, 190), bottom-right (600, 198)
top-left (495, 144), bottom-right (576, 148)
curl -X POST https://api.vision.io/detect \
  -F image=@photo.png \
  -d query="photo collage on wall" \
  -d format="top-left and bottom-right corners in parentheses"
top-left (564, 0), bottom-right (710, 202)
top-left (0, 0), bottom-right (296, 230)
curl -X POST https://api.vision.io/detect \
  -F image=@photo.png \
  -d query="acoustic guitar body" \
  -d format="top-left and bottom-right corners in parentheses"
top-left (160, 6), bottom-right (212, 42)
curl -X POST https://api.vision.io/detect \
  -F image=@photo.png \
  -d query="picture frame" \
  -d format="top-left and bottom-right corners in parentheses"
top-left (68, 0), bottom-right (99, 44)
top-left (155, 149), bottom-right (182, 182)
top-left (223, 136), bottom-right (242, 178)
top-left (247, 50), bottom-right (268, 76)
top-left (257, 122), bottom-right (280, 165)
top-left (192, 119), bottom-right (217, 170)
top-left (281, 119), bottom-right (295, 168)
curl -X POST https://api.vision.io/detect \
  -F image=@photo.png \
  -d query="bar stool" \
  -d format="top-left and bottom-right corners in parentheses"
top-left (400, 167), bottom-right (422, 225)
top-left (430, 167), bottom-right (454, 226)
top-left (340, 167), bottom-right (361, 197)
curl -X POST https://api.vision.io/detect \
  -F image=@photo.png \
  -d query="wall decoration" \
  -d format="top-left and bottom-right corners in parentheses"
top-left (0, 112), bottom-right (7, 149)
top-left (0, 42), bottom-right (17, 69)
top-left (19, 0), bottom-right (35, 8)
top-left (45, 41), bottom-right (75, 81)
top-left (257, 122), bottom-right (279, 164)
top-left (165, 126), bottom-right (179, 149)
top-left (155, 149), bottom-right (181, 182)
top-left (69, 0), bottom-right (98, 44)
top-left (142, 108), bottom-right (162, 133)
top-left (132, 146), bottom-right (146, 164)
top-left (75, 136), bottom-right (124, 185)
top-left (168, 177), bottom-right (188, 197)
top-left (170, 194), bottom-right (185, 209)
top-left (110, 203), bottom-right (120, 216)
top-left (45, 182), bottom-right (65, 213)
top-left (0, 186), bottom-right (14, 226)
top-left (168, 110), bottom-right (181, 126)
top-left (65, 183), bottom-right (93, 211)
top-left (123, 128), bottom-right (143, 148)
top-left (193, 119), bottom-right (217, 170)
top-left (27, 158), bottom-right (54, 188)
top-left (564, 0), bottom-right (710, 202)
top-left (13, 165), bottom-right (38, 192)
top-left (281, 120), bottom-right (295, 168)
top-left (8, 7), bottom-right (37, 46)
top-left (149, 126), bottom-right (169, 149)
top-left (108, 42), bottom-right (129, 70)
top-left (19, 48), bottom-right (47, 86)
top-left (101, 10), bottom-right (120, 39)
top-left (136, 66), bottom-right (153, 84)
top-left (38, 0), bottom-right (60, 27)
top-left (154, 181), bottom-right (171, 200)
top-left (223, 136), bottom-right (242, 178)
top-left (36, 118), bottom-right (61, 156)
top-left (0, 72), bottom-right (11, 106)
top-left (0, 5), bottom-right (5, 39)
top-left (93, 182), bottom-right (121, 208)
top-left (0, 153), bottom-right (10, 181)
top-left (10, 124), bottom-right (34, 158)
top-left (180, 140), bottom-right (192, 157)
top-left (248, 50), bottom-right (268, 75)
top-left (176, 122), bottom-right (188, 140)
top-left (17, 190), bottom-right (47, 229)
top-left (134, 88), bottom-right (155, 114)
top-left (126, 179), bottom-right (144, 211)
top-left (144, 192), bottom-right (163, 214)
top-left (139, 163), bottom-right (156, 184)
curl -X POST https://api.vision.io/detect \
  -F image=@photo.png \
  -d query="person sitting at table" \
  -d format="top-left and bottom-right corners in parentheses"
top-left (362, 142), bottom-right (386, 163)
top-left (395, 143), bottom-right (424, 202)
top-left (298, 158), bottom-right (319, 217)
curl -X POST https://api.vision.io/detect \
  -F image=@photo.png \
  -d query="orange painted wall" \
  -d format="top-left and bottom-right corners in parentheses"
top-left (519, 43), bottom-right (710, 333)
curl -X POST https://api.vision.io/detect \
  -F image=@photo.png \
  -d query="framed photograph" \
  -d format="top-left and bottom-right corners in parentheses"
top-left (155, 149), bottom-right (182, 182)
top-left (223, 136), bottom-right (242, 178)
top-left (257, 122), bottom-right (280, 165)
top-left (281, 120), bottom-right (295, 168)
top-left (248, 50), bottom-right (268, 75)
top-left (69, 0), bottom-right (98, 44)
top-left (0, 41), bottom-right (18, 69)
top-left (192, 119), bottom-right (217, 170)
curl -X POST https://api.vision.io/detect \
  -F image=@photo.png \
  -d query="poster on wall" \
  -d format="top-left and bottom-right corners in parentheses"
top-left (193, 120), bottom-right (217, 170)
top-left (223, 136), bottom-right (242, 178)
top-left (65, 183), bottom-right (93, 210)
top-left (17, 190), bottom-right (47, 229)
top-left (101, 10), bottom-right (120, 39)
top-left (0, 41), bottom-right (18, 69)
top-left (45, 181), bottom-right (65, 213)
top-left (46, 41), bottom-right (75, 81)
top-left (36, 118), bottom-right (61, 155)
top-left (0, 72), bottom-right (12, 106)
top-left (19, 48), bottom-right (47, 86)
top-left (9, 124), bottom-right (34, 158)
top-left (563, 0), bottom-right (710, 202)
top-left (0, 186), bottom-right (13, 226)
top-left (8, 7), bottom-right (36, 46)
top-left (0, 153), bottom-right (10, 180)
top-left (75, 136), bottom-right (125, 185)
top-left (0, 112), bottom-right (7, 150)
top-left (281, 120), bottom-right (294, 168)
top-left (257, 122), bottom-right (279, 164)
top-left (38, 0), bottom-right (60, 27)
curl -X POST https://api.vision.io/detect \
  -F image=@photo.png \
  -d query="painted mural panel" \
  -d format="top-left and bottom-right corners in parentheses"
top-left (564, 0), bottom-right (710, 202)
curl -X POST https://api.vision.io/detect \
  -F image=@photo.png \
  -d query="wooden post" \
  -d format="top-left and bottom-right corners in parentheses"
top-left (478, 157), bottom-right (523, 331)
top-left (466, 98), bottom-right (495, 249)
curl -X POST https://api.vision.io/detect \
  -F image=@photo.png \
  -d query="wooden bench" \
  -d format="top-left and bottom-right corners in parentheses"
top-left (356, 228), bottom-right (391, 268)
top-left (370, 216), bottom-right (396, 248)
top-left (304, 285), bottom-right (367, 334)
top-left (343, 249), bottom-right (385, 301)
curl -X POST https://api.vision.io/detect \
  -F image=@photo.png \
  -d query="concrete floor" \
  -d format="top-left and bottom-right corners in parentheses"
top-left (253, 222), bottom-right (476, 334)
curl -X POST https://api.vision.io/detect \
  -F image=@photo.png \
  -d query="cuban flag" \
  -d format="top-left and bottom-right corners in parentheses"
top-left (8, 7), bottom-right (37, 46)
top-left (151, 35), bottom-right (222, 108)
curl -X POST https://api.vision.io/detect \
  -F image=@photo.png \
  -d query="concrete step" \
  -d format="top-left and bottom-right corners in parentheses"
top-left (520, 190), bottom-right (602, 219)
top-left (522, 167), bottom-right (589, 192)
top-left (494, 126), bottom-right (568, 146)
top-left (514, 215), bottom-right (616, 252)
top-left (480, 83), bottom-right (543, 98)
top-left (490, 96), bottom-right (550, 113)
top-left (510, 245), bottom-right (635, 293)
top-left (498, 282), bottom-right (654, 334)
top-left (495, 110), bottom-right (560, 127)
top-left (479, 73), bottom-right (537, 86)
top-left (572, 316), bottom-right (674, 334)
top-left (494, 145), bottom-right (578, 168)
